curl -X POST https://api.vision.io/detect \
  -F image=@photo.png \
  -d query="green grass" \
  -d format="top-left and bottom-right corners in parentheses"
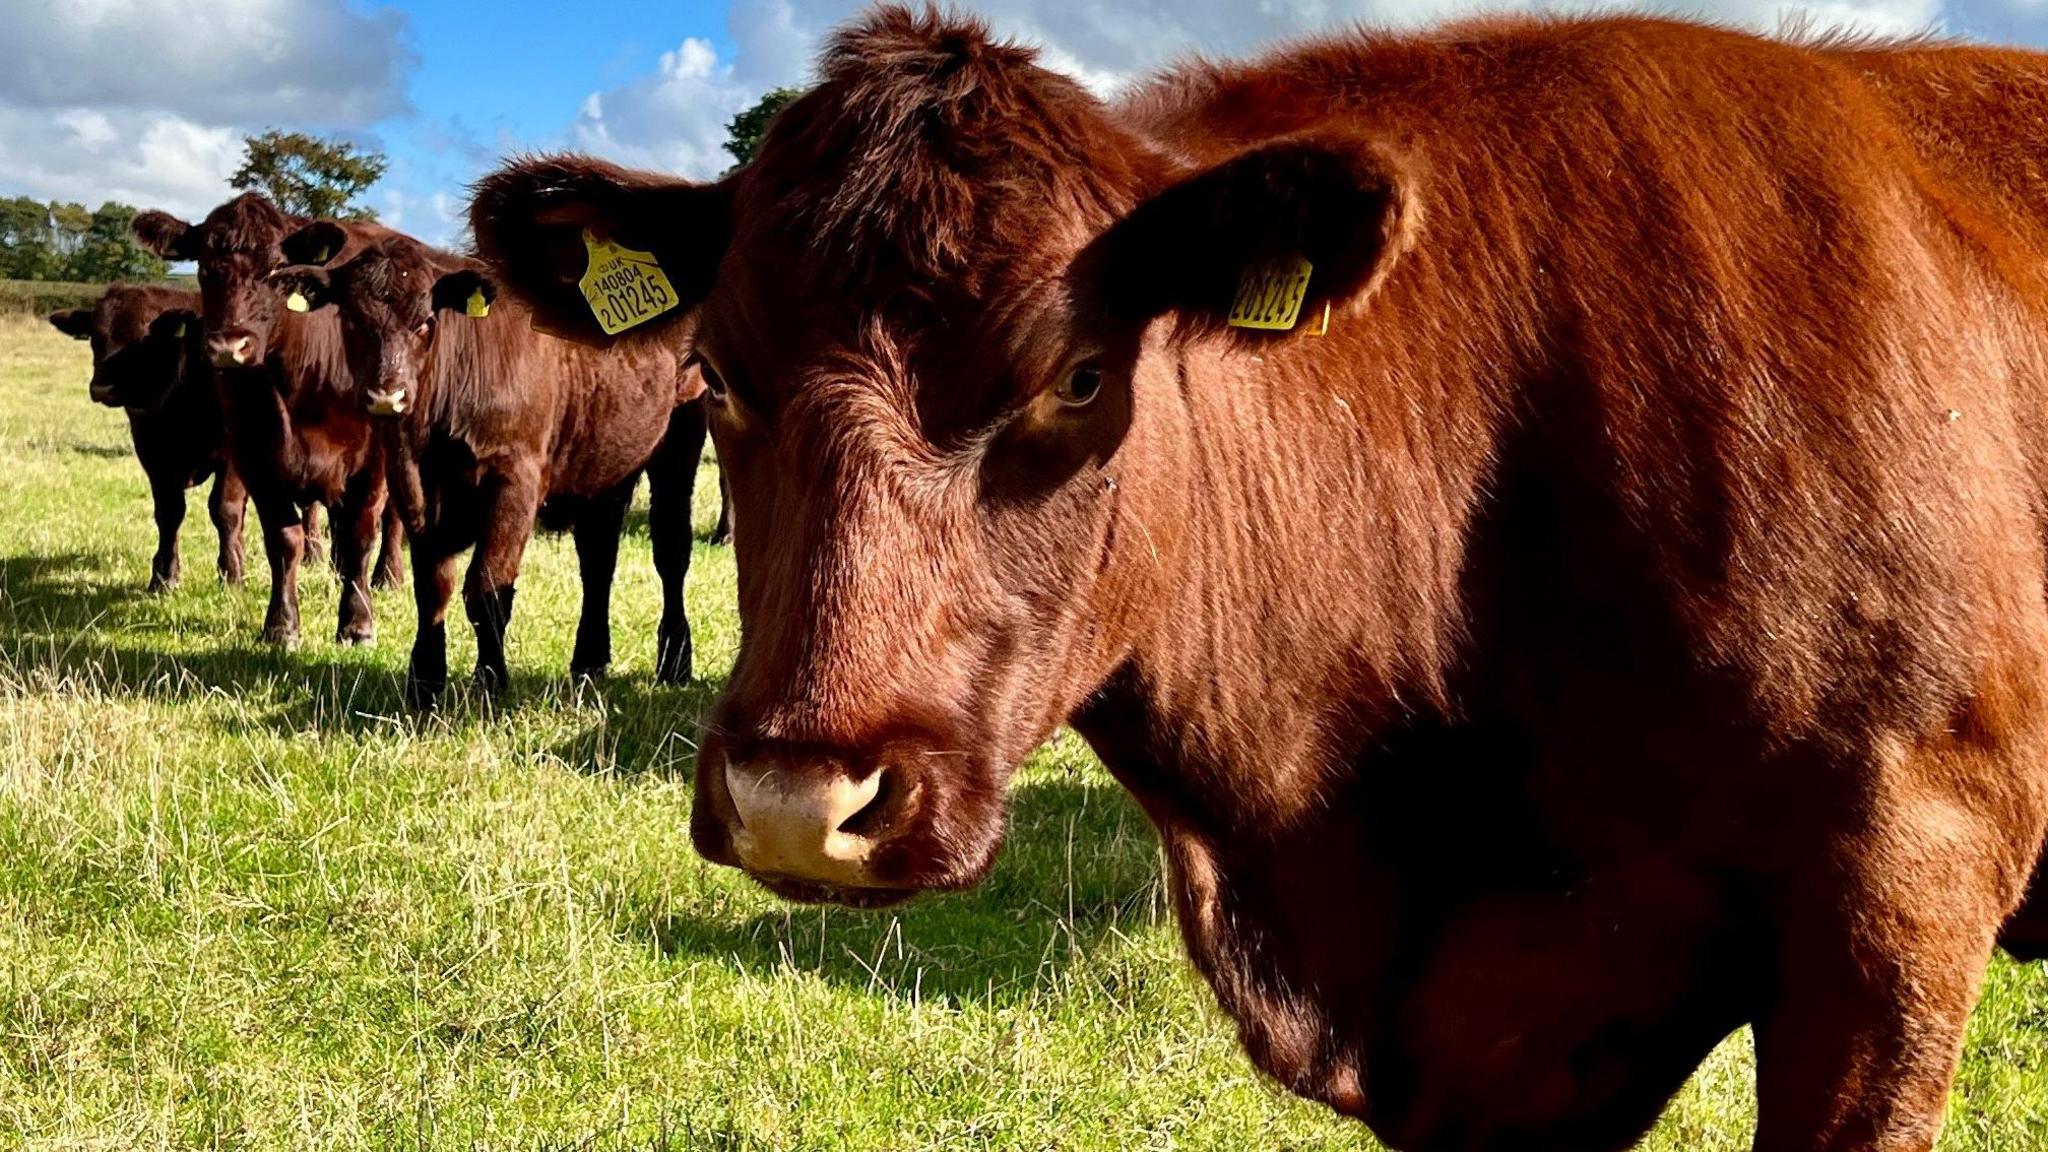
top-left (0, 312), bottom-right (2042, 1150)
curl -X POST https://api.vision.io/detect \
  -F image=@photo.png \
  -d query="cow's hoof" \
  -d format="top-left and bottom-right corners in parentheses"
top-left (402, 680), bottom-right (442, 713)
top-left (472, 666), bottom-right (509, 698)
top-left (569, 663), bottom-right (609, 682)
top-left (219, 569), bottom-right (245, 587)
top-left (147, 576), bottom-right (177, 595)
top-left (336, 627), bottom-right (376, 647)
top-left (261, 626), bottom-right (301, 649)
top-left (656, 637), bottom-right (692, 685)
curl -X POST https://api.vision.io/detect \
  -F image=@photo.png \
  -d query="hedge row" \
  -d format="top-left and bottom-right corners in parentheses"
top-left (0, 278), bottom-right (198, 317)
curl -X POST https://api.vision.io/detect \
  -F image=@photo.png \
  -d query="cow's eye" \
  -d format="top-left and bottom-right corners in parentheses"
top-left (1056, 364), bottom-right (1103, 408)
top-left (690, 353), bottom-right (730, 401)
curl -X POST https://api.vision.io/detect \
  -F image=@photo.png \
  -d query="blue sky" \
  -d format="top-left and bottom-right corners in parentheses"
top-left (6, 0), bottom-right (2048, 248)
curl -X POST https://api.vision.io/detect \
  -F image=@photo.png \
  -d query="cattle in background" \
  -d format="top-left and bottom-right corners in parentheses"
top-left (270, 220), bottom-right (706, 708)
top-left (474, 10), bottom-right (2048, 1151)
top-left (48, 285), bottom-right (246, 591)
top-left (133, 195), bottom-right (405, 647)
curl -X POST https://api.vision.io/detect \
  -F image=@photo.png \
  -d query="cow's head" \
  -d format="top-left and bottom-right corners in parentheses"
top-left (472, 6), bottom-right (1414, 906)
top-left (50, 287), bottom-right (203, 411)
top-left (134, 193), bottom-right (362, 369)
top-left (269, 221), bottom-right (495, 416)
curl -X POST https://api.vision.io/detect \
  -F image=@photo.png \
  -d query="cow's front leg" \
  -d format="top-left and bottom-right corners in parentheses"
top-left (331, 477), bottom-right (384, 646)
top-left (1751, 750), bottom-right (2040, 1152)
top-left (208, 466), bottom-right (247, 584)
top-left (464, 467), bottom-right (541, 697)
top-left (146, 475), bottom-right (186, 592)
top-left (251, 493), bottom-right (304, 645)
top-left (569, 477), bottom-right (634, 678)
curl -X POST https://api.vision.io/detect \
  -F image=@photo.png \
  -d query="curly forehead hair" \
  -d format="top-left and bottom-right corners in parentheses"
top-left (747, 5), bottom-right (1167, 298)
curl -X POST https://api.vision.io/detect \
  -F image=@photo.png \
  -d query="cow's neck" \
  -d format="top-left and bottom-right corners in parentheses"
top-left (273, 308), bottom-right (353, 410)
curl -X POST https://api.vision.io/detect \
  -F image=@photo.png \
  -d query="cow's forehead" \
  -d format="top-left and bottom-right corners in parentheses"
top-left (198, 198), bottom-right (290, 262)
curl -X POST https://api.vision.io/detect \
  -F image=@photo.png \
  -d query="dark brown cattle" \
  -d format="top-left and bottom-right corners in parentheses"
top-left (133, 194), bottom-right (404, 646)
top-left (49, 285), bottom-right (246, 591)
top-left (269, 221), bottom-right (706, 707)
top-left (473, 11), bottom-right (2048, 1151)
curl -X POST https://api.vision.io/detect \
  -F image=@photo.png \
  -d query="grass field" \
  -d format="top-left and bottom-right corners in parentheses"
top-left (1, 311), bottom-right (2044, 1150)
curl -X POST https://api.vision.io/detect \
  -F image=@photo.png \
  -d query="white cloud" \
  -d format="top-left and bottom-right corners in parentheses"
top-left (572, 36), bottom-right (762, 179)
top-left (0, 0), bottom-right (412, 220)
top-left (0, 105), bottom-right (240, 219)
top-left (0, 0), bottom-right (415, 126)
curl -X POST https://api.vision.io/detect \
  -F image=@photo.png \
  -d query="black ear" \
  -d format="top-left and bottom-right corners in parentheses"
top-left (133, 210), bottom-right (201, 260)
top-left (47, 309), bottom-right (94, 340)
top-left (470, 153), bottom-right (729, 346)
top-left (268, 266), bottom-right (335, 313)
top-left (1088, 133), bottom-right (1415, 335)
top-left (280, 220), bottom-right (350, 267)
top-left (431, 269), bottom-right (497, 319)
top-left (148, 308), bottom-right (199, 345)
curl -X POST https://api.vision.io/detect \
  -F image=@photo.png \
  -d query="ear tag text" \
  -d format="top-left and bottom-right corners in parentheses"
top-left (465, 287), bottom-right (490, 318)
top-left (1228, 255), bottom-right (1313, 331)
top-left (579, 230), bottom-right (678, 336)
top-left (285, 290), bottom-right (310, 313)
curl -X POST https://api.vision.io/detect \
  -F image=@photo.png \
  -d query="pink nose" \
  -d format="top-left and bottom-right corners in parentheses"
top-left (715, 758), bottom-right (895, 887)
top-left (209, 335), bottom-right (254, 367)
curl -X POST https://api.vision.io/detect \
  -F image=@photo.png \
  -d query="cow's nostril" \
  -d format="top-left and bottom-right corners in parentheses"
top-left (836, 768), bottom-right (904, 839)
top-left (721, 760), bottom-right (888, 885)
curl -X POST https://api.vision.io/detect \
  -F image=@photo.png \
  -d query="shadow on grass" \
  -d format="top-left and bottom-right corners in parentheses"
top-left (624, 769), bottom-right (1168, 1008)
top-left (0, 548), bottom-right (730, 758)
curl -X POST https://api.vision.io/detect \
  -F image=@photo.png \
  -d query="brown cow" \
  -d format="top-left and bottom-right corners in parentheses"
top-left (48, 285), bottom-right (246, 591)
top-left (268, 221), bottom-right (707, 706)
top-left (472, 11), bottom-right (2048, 1152)
top-left (133, 194), bottom-right (404, 647)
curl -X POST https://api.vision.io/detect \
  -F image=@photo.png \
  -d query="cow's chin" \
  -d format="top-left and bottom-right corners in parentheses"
top-left (748, 874), bottom-right (921, 909)
top-left (732, 819), bottom-right (1010, 909)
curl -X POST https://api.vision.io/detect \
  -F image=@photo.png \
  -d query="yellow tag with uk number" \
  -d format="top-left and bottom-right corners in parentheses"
top-left (465, 287), bottom-right (490, 318)
top-left (285, 290), bottom-right (310, 313)
top-left (1228, 255), bottom-right (1313, 331)
top-left (578, 230), bottom-right (678, 335)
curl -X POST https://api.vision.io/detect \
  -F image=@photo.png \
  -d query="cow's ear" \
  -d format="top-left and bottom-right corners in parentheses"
top-left (280, 221), bottom-right (350, 267)
top-left (470, 154), bottom-right (729, 346)
top-left (1089, 134), bottom-right (1416, 336)
top-left (268, 266), bottom-right (334, 312)
top-left (149, 309), bottom-right (199, 345)
top-left (47, 309), bottom-right (94, 340)
top-left (431, 269), bottom-right (496, 319)
top-left (133, 211), bottom-right (201, 260)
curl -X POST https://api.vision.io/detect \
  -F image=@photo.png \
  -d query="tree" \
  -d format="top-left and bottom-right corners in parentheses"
top-left (71, 202), bottom-right (167, 282)
top-left (723, 88), bottom-right (803, 172)
top-left (0, 197), bottom-right (168, 282)
top-left (230, 130), bottom-right (387, 220)
top-left (0, 197), bottom-right (54, 279)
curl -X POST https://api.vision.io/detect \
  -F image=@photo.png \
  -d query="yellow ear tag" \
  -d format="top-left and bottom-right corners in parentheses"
top-left (465, 287), bottom-right (490, 318)
top-left (172, 321), bottom-right (187, 340)
top-left (312, 245), bottom-right (331, 264)
top-left (578, 229), bottom-right (678, 335)
top-left (285, 290), bottom-right (310, 313)
top-left (1227, 255), bottom-right (1313, 331)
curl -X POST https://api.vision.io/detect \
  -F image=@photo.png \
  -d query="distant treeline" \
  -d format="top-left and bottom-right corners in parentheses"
top-left (1, 198), bottom-right (169, 284)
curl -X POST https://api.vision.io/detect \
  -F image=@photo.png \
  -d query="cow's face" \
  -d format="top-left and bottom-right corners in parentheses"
top-left (270, 223), bottom-right (493, 416)
top-left (50, 290), bottom-right (201, 411)
top-left (471, 7), bottom-right (1411, 906)
top-left (135, 194), bottom-right (309, 369)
